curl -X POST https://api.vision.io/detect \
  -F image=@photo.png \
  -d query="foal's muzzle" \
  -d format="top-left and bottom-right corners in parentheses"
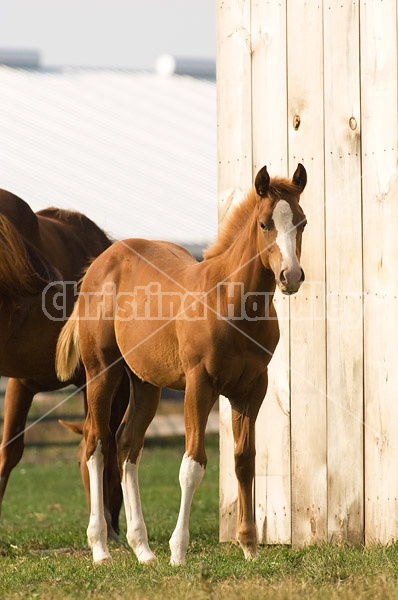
top-left (278, 268), bottom-right (305, 295)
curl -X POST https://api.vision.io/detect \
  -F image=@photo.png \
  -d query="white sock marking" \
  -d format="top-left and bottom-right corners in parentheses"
top-left (86, 441), bottom-right (111, 563)
top-left (169, 452), bottom-right (205, 566)
top-left (122, 453), bottom-right (156, 564)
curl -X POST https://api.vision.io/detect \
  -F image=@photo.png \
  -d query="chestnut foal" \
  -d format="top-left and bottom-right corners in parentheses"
top-left (56, 164), bottom-right (307, 564)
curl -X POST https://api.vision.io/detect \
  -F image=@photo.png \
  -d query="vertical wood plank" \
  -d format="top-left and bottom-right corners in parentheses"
top-left (361, 0), bottom-right (398, 544)
top-left (250, 0), bottom-right (291, 545)
top-left (216, 0), bottom-right (253, 221)
top-left (216, 0), bottom-right (253, 542)
top-left (324, 0), bottom-right (364, 544)
top-left (254, 320), bottom-right (292, 544)
top-left (251, 0), bottom-right (288, 176)
top-left (287, 0), bottom-right (328, 546)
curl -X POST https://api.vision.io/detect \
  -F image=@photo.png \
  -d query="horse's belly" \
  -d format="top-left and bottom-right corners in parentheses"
top-left (0, 341), bottom-right (58, 383)
top-left (0, 315), bottom-right (60, 383)
top-left (116, 321), bottom-right (185, 389)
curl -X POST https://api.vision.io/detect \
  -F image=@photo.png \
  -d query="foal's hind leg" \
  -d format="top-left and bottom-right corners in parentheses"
top-left (116, 372), bottom-right (160, 564)
top-left (169, 370), bottom-right (218, 566)
top-left (105, 374), bottom-right (129, 538)
top-left (0, 379), bottom-right (34, 513)
top-left (85, 364), bottom-right (124, 564)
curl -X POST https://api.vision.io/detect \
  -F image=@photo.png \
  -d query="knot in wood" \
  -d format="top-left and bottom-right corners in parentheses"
top-left (293, 114), bottom-right (301, 130)
top-left (349, 116), bottom-right (357, 131)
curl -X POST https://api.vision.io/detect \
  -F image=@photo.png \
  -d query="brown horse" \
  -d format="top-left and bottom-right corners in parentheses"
top-left (56, 163), bottom-right (307, 564)
top-left (0, 190), bottom-right (125, 532)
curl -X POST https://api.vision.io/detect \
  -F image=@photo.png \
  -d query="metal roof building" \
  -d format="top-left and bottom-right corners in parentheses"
top-left (0, 65), bottom-right (217, 255)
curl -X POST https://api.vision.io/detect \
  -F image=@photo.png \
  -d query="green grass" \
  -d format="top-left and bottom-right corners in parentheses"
top-left (1, 435), bottom-right (398, 599)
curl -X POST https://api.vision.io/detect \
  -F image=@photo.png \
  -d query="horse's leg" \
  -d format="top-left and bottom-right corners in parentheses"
top-left (59, 413), bottom-right (123, 542)
top-left (0, 379), bottom-right (34, 514)
top-left (169, 370), bottom-right (218, 566)
top-left (116, 373), bottom-right (160, 564)
top-left (85, 364), bottom-right (124, 564)
top-left (230, 372), bottom-right (268, 560)
top-left (104, 374), bottom-right (129, 540)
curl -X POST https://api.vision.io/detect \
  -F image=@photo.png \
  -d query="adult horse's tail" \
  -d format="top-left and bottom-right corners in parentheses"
top-left (56, 300), bottom-right (81, 382)
top-left (0, 214), bottom-right (57, 298)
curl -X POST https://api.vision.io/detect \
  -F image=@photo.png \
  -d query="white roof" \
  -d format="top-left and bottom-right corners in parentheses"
top-left (0, 66), bottom-right (217, 250)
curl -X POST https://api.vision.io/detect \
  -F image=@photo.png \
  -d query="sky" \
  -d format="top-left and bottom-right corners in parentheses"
top-left (0, 0), bottom-right (216, 70)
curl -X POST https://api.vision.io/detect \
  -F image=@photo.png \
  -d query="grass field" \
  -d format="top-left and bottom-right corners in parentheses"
top-left (1, 434), bottom-right (398, 599)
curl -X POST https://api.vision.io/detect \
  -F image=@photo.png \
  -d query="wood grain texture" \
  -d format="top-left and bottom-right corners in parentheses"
top-left (216, 0), bottom-right (253, 542)
top-left (361, 0), bottom-right (398, 544)
top-left (217, 0), bottom-right (398, 547)
top-left (287, 0), bottom-right (328, 546)
top-left (251, 0), bottom-right (291, 545)
top-left (323, 0), bottom-right (364, 544)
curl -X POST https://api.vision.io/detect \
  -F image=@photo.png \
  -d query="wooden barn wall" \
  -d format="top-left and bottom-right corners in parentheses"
top-left (217, 0), bottom-right (398, 546)
top-left (361, 0), bottom-right (398, 543)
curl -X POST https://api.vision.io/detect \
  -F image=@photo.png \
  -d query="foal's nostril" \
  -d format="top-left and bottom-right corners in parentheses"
top-left (280, 268), bottom-right (305, 286)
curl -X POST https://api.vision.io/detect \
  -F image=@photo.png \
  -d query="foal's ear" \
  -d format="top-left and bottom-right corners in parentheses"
top-left (292, 163), bottom-right (307, 193)
top-left (58, 419), bottom-right (84, 436)
top-left (255, 165), bottom-right (270, 197)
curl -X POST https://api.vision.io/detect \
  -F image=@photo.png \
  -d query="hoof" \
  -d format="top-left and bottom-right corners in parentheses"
top-left (169, 532), bottom-right (187, 566)
top-left (94, 556), bottom-right (112, 565)
top-left (139, 553), bottom-right (157, 565)
top-left (240, 541), bottom-right (259, 561)
top-left (90, 540), bottom-right (112, 564)
top-left (134, 544), bottom-right (157, 565)
top-left (170, 555), bottom-right (185, 567)
top-left (93, 551), bottom-right (112, 564)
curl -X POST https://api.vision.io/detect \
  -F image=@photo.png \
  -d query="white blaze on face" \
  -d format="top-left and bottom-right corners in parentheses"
top-left (272, 200), bottom-right (300, 273)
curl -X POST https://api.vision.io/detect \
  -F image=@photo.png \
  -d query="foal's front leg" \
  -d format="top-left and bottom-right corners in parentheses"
top-left (230, 374), bottom-right (267, 560)
top-left (169, 371), bottom-right (217, 566)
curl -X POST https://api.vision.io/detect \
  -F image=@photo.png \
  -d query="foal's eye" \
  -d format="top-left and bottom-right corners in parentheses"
top-left (260, 221), bottom-right (273, 232)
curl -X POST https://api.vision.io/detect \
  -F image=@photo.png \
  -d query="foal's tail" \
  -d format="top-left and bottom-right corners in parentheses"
top-left (56, 300), bottom-right (81, 382)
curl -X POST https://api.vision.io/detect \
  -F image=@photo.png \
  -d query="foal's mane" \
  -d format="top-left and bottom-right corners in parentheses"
top-left (204, 177), bottom-right (301, 260)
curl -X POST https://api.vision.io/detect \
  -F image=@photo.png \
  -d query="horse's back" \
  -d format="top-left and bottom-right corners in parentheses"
top-left (36, 207), bottom-right (112, 280)
top-left (122, 238), bottom-right (197, 263)
top-left (0, 193), bottom-right (111, 279)
top-left (84, 238), bottom-right (197, 282)
top-left (37, 207), bottom-right (111, 251)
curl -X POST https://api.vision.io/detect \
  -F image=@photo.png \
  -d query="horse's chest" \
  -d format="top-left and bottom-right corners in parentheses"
top-left (213, 323), bottom-right (277, 364)
top-left (211, 351), bottom-right (267, 396)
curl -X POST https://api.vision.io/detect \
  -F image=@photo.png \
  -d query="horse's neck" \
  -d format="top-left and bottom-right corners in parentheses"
top-left (221, 218), bottom-right (275, 294)
top-left (205, 219), bottom-right (276, 325)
